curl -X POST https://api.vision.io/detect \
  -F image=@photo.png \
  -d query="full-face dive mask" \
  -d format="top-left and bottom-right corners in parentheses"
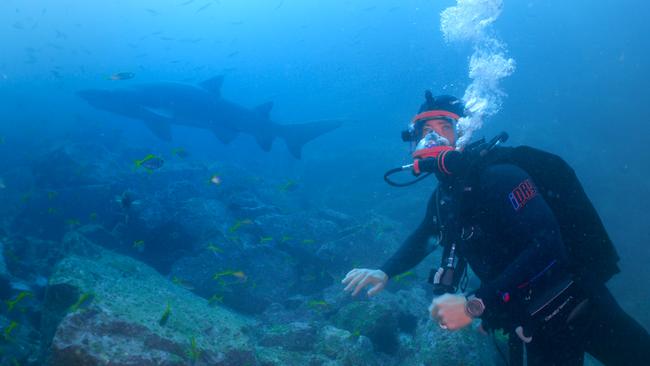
top-left (384, 93), bottom-right (465, 187)
top-left (402, 110), bottom-right (459, 160)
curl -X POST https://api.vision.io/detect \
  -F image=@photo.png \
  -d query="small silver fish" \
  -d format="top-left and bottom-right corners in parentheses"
top-left (109, 72), bottom-right (135, 81)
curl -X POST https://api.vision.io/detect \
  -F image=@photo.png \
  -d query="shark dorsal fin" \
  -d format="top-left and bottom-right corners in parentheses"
top-left (255, 101), bottom-right (274, 118)
top-left (199, 76), bottom-right (224, 95)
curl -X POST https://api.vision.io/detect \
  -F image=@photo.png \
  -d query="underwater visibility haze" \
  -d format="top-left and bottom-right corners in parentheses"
top-left (0, 0), bottom-right (649, 365)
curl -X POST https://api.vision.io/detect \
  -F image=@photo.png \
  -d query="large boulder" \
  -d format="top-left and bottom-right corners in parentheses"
top-left (401, 321), bottom-right (500, 366)
top-left (332, 300), bottom-right (401, 355)
top-left (257, 321), bottom-right (318, 352)
top-left (169, 210), bottom-right (338, 315)
top-left (170, 244), bottom-right (297, 314)
top-left (320, 275), bottom-right (428, 323)
top-left (171, 198), bottom-right (231, 244)
top-left (43, 246), bottom-right (257, 366)
top-left (318, 282), bottom-right (500, 365)
top-left (254, 347), bottom-right (328, 366)
top-left (314, 325), bottom-right (378, 366)
top-left (248, 324), bottom-right (381, 366)
top-left (316, 213), bottom-right (404, 278)
top-left (226, 191), bottom-right (279, 219)
top-left (75, 224), bottom-right (119, 250)
top-left (388, 287), bottom-right (500, 366)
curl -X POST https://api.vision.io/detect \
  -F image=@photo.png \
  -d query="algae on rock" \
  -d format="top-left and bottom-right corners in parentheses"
top-left (45, 246), bottom-right (256, 365)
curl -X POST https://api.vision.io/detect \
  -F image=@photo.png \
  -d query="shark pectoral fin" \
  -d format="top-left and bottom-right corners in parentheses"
top-left (199, 75), bottom-right (224, 96)
top-left (255, 101), bottom-right (274, 118)
top-left (211, 127), bottom-right (238, 144)
top-left (137, 106), bottom-right (173, 141)
top-left (144, 120), bottom-right (173, 141)
top-left (255, 134), bottom-right (274, 152)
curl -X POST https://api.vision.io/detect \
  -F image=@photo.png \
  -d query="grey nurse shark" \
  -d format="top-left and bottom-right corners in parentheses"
top-left (77, 76), bottom-right (341, 158)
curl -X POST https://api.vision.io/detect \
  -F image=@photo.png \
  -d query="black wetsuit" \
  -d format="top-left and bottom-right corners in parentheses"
top-left (381, 163), bottom-right (650, 365)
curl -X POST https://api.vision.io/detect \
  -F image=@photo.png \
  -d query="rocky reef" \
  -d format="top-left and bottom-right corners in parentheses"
top-left (0, 229), bottom-right (496, 366)
top-left (0, 141), bottom-right (506, 366)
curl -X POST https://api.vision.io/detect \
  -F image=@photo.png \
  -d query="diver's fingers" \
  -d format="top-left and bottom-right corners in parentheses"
top-left (341, 269), bottom-right (361, 284)
top-left (341, 268), bottom-right (361, 283)
top-left (352, 274), bottom-right (373, 297)
top-left (429, 298), bottom-right (440, 320)
top-left (343, 272), bottom-right (364, 292)
top-left (366, 281), bottom-right (386, 297)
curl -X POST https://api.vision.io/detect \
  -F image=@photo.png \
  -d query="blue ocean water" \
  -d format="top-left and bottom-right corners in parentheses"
top-left (0, 1), bottom-right (648, 365)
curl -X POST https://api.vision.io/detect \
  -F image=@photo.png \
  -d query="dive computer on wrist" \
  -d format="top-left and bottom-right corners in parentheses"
top-left (465, 295), bottom-right (485, 318)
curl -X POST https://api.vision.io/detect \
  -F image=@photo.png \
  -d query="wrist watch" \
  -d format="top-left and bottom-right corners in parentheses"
top-left (465, 295), bottom-right (485, 318)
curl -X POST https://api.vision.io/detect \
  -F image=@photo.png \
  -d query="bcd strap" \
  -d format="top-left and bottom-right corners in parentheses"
top-left (430, 186), bottom-right (469, 295)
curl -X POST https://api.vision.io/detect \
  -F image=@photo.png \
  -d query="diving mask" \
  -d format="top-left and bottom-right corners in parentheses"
top-left (405, 114), bottom-right (458, 159)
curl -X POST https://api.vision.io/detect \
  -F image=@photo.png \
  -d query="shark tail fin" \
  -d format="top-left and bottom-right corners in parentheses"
top-left (277, 120), bottom-right (342, 159)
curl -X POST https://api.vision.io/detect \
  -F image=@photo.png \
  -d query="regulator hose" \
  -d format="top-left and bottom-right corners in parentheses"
top-left (383, 165), bottom-right (433, 187)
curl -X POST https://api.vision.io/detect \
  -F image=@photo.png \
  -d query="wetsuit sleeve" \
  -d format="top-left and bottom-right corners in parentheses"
top-left (473, 164), bottom-right (568, 318)
top-left (380, 191), bottom-right (438, 279)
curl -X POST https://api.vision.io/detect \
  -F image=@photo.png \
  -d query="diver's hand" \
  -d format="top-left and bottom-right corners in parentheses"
top-left (429, 294), bottom-right (473, 331)
top-left (341, 269), bottom-right (388, 297)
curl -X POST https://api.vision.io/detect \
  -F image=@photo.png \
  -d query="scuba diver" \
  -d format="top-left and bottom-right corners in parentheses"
top-left (341, 91), bottom-right (650, 365)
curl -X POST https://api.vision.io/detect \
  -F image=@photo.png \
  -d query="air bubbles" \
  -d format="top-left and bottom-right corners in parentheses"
top-left (439, 0), bottom-right (516, 148)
